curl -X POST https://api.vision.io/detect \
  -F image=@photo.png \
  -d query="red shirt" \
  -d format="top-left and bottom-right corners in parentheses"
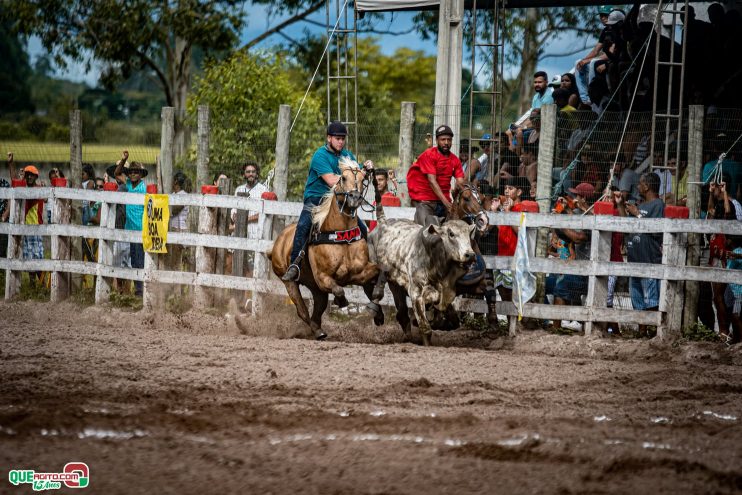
top-left (407, 147), bottom-right (464, 202)
top-left (498, 202), bottom-right (525, 256)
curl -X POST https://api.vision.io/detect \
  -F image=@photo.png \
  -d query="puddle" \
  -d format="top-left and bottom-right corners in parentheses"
top-left (496, 433), bottom-right (540, 447)
top-left (267, 432), bottom-right (466, 448)
top-left (593, 415), bottom-right (612, 422)
top-left (369, 410), bottom-right (386, 417)
top-left (77, 428), bottom-right (148, 440)
top-left (701, 411), bottom-right (737, 421)
top-left (650, 416), bottom-right (671, 424)
top-left (642, 441), bottom-right (672, 450)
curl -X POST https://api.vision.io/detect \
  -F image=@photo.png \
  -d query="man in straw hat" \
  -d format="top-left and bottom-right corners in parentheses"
top-left (114, 150), bottom-right (149, 296)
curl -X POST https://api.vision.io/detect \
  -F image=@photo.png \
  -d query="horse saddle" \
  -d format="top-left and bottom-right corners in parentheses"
top-left (457, 253), bottom-right (486, 286)
top-left (310, 225), bottom-right (365, 245)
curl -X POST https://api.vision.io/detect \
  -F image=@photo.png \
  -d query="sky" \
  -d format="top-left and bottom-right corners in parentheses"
top-left (25, 3), bottom-right (590, 89)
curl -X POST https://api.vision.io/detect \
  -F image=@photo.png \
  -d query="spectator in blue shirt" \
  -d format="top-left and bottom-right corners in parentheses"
top-left (114, 151), bottom-right (148, 295)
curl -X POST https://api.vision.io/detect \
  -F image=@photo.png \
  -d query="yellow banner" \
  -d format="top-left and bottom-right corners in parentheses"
top-left (142, 194), bottom-right (170, 253)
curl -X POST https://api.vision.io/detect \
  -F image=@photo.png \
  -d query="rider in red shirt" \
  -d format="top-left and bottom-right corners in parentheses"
top-left (407, 124), bottom-right (466, 226)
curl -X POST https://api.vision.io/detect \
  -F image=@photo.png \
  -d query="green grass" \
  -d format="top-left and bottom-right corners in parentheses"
top-left (0, 141), bottom-right (160, 164)
top-left (682, 322), bottom-right (721, 342)
top-left (109, 291), bottom-right (143, 311)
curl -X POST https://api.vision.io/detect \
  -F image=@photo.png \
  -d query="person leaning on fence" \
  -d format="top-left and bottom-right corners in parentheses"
top-left (114, 151), bottom-right (148, 296)
top-left (617, 172), bottom-right (664, 336)
top-left (0, 166), bottom-right (9, 258)
top-left (106, 160), bottom-right (132, 293)
top-left (282, 121), bottom-right (374, 282)
top-left (7, 153), bottom-right (45, 285)
top-left (705, 176), bottom-right (742, 341)
top-left (724, 237), bottom-right (742, 344)
top-left (231, 161), bottom-right (268, 240)
top-left (167, 171), bottom-right (190, 272)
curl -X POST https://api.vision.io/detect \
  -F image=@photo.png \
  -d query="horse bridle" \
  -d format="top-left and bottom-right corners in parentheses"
top-left (333, 166), bottom-right (374, 219)
top-left (454, 184), bottom-right (486, 226)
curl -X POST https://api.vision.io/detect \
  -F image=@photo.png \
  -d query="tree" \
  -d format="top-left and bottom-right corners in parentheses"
top-left (0, 20), bottom-right (34, 115)
top-left (3, 0), bottom-right (246, 158)
top-left (413, 6), bottom-right (594, 114)
top-left (187, 50), bottom-right (324, 199)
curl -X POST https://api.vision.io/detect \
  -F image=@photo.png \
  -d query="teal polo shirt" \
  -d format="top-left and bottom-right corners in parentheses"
top-left (303, 145), bottom-right (356, 200)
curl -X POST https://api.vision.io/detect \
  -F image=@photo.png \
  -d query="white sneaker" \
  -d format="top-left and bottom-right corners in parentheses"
top-left (560, 320), bottom-right (582, 331)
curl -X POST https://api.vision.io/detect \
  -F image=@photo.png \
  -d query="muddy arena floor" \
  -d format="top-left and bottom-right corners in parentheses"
top-left (1, 299), bottom-right (741, 494)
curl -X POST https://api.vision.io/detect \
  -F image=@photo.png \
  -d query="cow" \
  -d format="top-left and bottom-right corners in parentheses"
top-left (368, 180), bottom-right (476, 346)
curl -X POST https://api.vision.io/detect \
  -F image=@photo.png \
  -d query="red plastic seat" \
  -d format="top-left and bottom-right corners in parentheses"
top-left (664, 205), bottom-right (689, 219)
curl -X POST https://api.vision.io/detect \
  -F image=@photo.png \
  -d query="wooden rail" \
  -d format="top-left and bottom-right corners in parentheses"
top-left (1, 186), bottom-right (741, 339)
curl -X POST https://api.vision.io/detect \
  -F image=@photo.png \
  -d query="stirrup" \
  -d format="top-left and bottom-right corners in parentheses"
top-left (282, 264), bottom-right (301, 282)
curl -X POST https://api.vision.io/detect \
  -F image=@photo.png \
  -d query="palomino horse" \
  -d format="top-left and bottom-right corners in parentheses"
top-left (268, 158), bottom-right (382, 340)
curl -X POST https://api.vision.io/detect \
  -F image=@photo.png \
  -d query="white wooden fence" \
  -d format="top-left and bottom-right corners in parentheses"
top-left (1, 186), bottom-right (741, 339)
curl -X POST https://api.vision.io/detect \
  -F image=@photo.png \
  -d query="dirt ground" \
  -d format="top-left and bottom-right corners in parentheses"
top-left (1, 298), bottom-right (742, 494)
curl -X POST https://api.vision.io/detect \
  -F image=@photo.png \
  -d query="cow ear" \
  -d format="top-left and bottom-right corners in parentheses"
top-left (423, 223), bottom-right (441, 245)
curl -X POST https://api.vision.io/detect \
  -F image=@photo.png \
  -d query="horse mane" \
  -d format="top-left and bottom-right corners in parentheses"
top-left (311, 156), bottom-right (361, 230)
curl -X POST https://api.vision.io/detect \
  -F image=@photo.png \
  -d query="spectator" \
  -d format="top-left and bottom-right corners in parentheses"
top-left (559, 73), bottom-right (581, 108)
top-left (610, 160), bottom-right (640, 204)
top-left (575, 5), bottom-right (613, 105)
top-left (7, 153), bottom-right (45, 285)
top-left (549, 199), bottom-right (591, 331)
top-left (168, 171), bottom-right (190, 271)
top-left (488, 176), bottom-right (531, 302)
top-left (476, 133), bottom-right (494, 185)
top-left (81, 163), bottom-right (96, 227)
top-left (653, 155), bottom-right (676, 202)
top-left (617, 172), bottom-right (664, 336)
top-left (702, 152), bottom-right (741, 206)
top-left (605, 186), bottom-right (625, 334)
top-left (46, 167), bottom-right (64, 224)
top-left (501, 142), bottom-right (538, 194)
top-left (531, 71), bottom-right (553, 109)
top-left (232, 162), bottom-right (268, 241)
top-left (407, 124), bottom-right (467, 227)
top-left (213, 171), bottom-right (229, 189)
top-left (0, 158), bottom-right (9, 258)
top-left (705, 175), bottom-right (742, 338)
top-left (553, 88), bottom-right (577, 113)
top-left (459, 142), bottom-right (480, 184)
top-left (114, 152), bottom-right (148, 296)
top-left (549, 230), bottom-right (574, 260)
top-left (725, 236), bottom-right (742, 344)
top-left (105, 160), bottom-right (131, 294)
top-left (369, 168), bottom-right (393, 232)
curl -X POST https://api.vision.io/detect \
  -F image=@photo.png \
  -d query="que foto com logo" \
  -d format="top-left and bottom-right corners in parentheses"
top-left (8, 462), bottom-right (89, 491)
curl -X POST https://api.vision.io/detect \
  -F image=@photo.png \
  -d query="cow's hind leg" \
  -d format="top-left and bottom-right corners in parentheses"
top-left (309, 289), bottom-right (329, 340)
top-left (389, 281), bottom-right (412, 341)
top-left (363, 281), bottom-right (384, 326)
top-left (411, 296), bottom-right (433, 346)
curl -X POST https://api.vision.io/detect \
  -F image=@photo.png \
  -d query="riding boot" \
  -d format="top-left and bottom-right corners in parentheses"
top-left (282, 250), bottom-right (304, 281)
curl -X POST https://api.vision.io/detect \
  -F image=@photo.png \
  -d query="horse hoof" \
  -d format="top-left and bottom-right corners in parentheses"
top-left (365, 302), bottom-right (384, 325)
top-left (333, 296), bottom-right (349, 308)
top-left (316, 331), bottom-right (328, 341)
top-left (421, 333), bottom-right (432, 346)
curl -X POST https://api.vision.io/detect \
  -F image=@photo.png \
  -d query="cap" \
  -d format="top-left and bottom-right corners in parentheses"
top-left (435, 124), bottom-right (454, 138)
top-left (548, 75), bottom-right (561, 88)
top-left (327, 121), bottom-right (348, 136)
top-left (606, 10), bottom-right (625, 25)
top-left (598, 5), bottom-right (613, 16)
top-left (568, 182), bottom-right (596, 198)
top-left (23, 165), bottom-right (39, 176)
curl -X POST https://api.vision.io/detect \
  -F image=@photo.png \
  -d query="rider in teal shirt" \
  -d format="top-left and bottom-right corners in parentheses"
top-left (283, 121), bottom-right (372, 281)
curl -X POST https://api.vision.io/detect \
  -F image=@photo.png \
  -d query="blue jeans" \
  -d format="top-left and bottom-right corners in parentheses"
top-left (289, 197), bottom-right (368, 264)
top-left (630, 277), bottom-right (659, 311)
top-left (575, 59), bottom-right (597, 103)
top-left (130, 242), bottom-right (144, 295)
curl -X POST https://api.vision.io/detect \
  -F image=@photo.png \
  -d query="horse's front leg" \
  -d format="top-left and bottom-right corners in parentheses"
top-left (309, 289), bottom-right (329, 340)
top-left (315, 272), bottom-right (349, 308)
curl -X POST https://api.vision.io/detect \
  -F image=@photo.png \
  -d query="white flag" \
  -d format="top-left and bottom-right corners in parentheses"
top-left (512, 212), bottom-right (537, 320)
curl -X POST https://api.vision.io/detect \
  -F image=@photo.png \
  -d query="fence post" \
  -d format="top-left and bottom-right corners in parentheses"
top-left (232, 192), bottom-right (248, 281)
top-left (274, 105), bottom-right (291, 201)
top-left (252, 203), bottom-right (272, 316)
top-left (160, 107), bottom-right (175, 194)
top-left (584, 220), bottom-right (612, 336)
top-left (69, 110), bottom-right (82, 189)
top-left (683, 104), bottom-right (704, 330)
top-left (193, 199), bottom-right (218, 309)
top-left (4, 196), bottom-right (21, 299)
top-left (143, 249), bottom-right (158, 311)
top-left (659, 230), bottom-right (687, 339)
top-left (94, 200), bottom-right (116, 304)
top-left (197, 105), bottom-right (210, 190)
top-left (50, 190), bottom-right (71, 302)
top-left (534, 103), bottom-right (557, 306)
top-left (398, 102), bottom-right (416, 206)
top-left (215, 178), bottom-right (231, 278)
